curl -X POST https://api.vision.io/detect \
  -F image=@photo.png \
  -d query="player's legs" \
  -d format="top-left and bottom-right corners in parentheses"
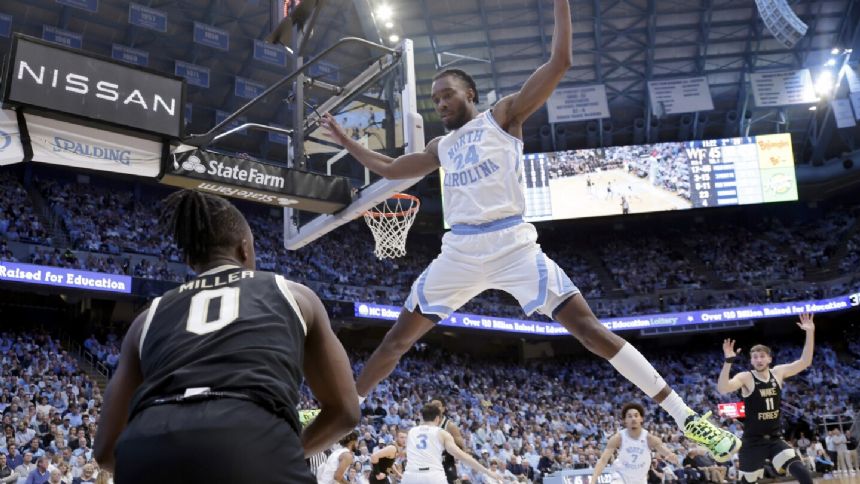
top-left (116, 399), bottom-right (314, 484)
top-left (769, 440), bottom-right (812, 484)
top-left (738, 440), bottom-right (766, 483)
top-left (552, 294), bottom-right (740, 461)
top-left (490, 228), bottom-right (739, 461)
top-left (356, 246), bottom-right (486, 397)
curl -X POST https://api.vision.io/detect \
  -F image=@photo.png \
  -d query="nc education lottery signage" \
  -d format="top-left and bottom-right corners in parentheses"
top-left (354, 293), bottom-right (859, 336)
top-left (0, 261), bottom-right (131, 294)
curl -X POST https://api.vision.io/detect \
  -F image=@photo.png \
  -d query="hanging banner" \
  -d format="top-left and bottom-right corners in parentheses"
top-left (128, 3), bottom-right (167, 32)
top-left (750, 69), bottom-right (817, 107)
top-left (111, 43), bottom-right (149, 67)
top-left (42, 25), bottom-right (82, 49)
top-left (175, 60), bottom-right (210, 88)
top-left (234, 77), bottom-right (266, 100)
top-left (831, 98), bottom-right (856, 128)
top-left (546, 84), bottom-right (610, 123)
top-left (647, 77), bottom-right (714, 115)
top-left (0, 110), bottom-right (25, 166)
top-left (193, 22), bottom-right (229, 51)
top-left (253, 39), bottom-right (287, 67)
top-left (25, 114), bottom-right (162, 177)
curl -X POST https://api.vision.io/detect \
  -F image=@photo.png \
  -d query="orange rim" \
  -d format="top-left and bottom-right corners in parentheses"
top-left (363, 193), bottom-right (420, 218)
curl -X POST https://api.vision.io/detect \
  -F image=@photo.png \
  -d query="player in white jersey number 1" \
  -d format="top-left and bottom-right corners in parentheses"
top-left (402, 404), bottom-right (499, 484)
top-left (322, 0), bottom-right (740, 462)
top-left (591, 403), bottom-right (679, 484)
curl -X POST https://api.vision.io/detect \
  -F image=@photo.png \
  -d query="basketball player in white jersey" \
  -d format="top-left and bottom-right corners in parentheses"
top-left (317, 431), bottom-right (357, 484)
top-left (402, 404), bottom-right (499, 484)
top-left (591, 403), bottom-right (678, 484)
top-left (322, 0), bottom-right (739, 462)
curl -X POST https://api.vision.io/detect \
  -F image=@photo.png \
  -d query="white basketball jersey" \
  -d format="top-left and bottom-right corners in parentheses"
top-left (406, 425), bottom-right (446, 473)
top-left (613, 429), bottom-right (651, 484)
top-left (317, 447), bottom-right (349, 483)
top-left (438, 110), bottom-right (525, 226)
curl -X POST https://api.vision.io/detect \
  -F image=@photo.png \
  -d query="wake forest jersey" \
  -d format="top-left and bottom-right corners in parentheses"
top-left (438, 110), bottom-right (525, 226)
top-left (742, 370), bottom-right (782, 438)
top-left (129, 265), bottom-right (307, 433)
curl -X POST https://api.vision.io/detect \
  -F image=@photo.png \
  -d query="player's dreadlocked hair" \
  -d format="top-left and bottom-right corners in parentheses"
top-left (433, 68), bottom-right (479, 103)
top-left (159, 189), bottom-right (249, 266)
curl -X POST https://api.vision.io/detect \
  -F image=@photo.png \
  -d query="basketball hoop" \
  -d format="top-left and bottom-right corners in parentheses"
top-left (363, 193), bottom-right (420, 259)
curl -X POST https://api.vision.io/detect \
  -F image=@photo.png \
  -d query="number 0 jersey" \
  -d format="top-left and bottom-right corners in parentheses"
top-left (128, 265), bottom-right (307, 432)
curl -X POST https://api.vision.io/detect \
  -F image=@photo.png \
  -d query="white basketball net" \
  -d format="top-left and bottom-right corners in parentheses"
top-left (363, 194), bottom-right (420, 259)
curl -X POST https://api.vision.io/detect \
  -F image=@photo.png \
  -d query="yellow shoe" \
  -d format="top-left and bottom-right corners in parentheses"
top-left (684, 411), bottom-right (742, 462)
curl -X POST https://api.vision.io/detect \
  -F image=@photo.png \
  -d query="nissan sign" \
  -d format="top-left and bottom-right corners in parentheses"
top-left (2, 34), bottom-right (185, 138)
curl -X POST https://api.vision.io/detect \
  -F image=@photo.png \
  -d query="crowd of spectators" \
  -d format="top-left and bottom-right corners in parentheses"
top-left (0, 172), bottom-right (51, 246)
top-left (2, 169), bottom-right (859, 322)
top-left (296, 329), bottom-right (860, 483)
top-left (0, 332), bottom-right (104, 484)
top-left (3, 321), bottom-right (859, 484)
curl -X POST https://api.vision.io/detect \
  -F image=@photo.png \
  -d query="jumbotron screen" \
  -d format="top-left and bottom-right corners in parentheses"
top-left (516, 133), bottom-right (798, 221)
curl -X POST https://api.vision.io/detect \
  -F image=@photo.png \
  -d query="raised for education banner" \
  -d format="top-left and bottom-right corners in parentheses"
top-left (0, 261), bottom-right (131, 294)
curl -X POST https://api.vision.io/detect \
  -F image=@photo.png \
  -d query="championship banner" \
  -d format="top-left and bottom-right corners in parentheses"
top-left (3, 34), bottom-right (184, 138)
top-left (161, 149), bottom-right (352, 213)
top-left (25, 114), bottom-right (163, 177)
top-left (0, 109), bottom-right (25, 166)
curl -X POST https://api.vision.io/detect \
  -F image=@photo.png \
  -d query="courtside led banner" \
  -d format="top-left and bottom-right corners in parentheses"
top-left (0, 261), bottom-right (131, 294)
top-left (354, 292), bottom-right (859, 336)
top-left (25, 114), bottom-right (162, 177)
top-left (3, 34), bottom-right (184, 138)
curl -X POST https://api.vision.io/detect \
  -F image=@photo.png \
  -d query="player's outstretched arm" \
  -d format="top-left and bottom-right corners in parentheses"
top-left (494, 0), bottom-right (572, 130)
top-left (291, 282), bottom-right (360, 457)
top-left (648, 435), bottom-right (679, 465)
top-left (774, 312), bottom-right (815, 380)
top-left (93, 309), bottom-right (147, 472)
top-left (591, 433), bottom-right (621, 483)
top-left (717, 338), bottom-right (751, 394)
top-left (441, 430), bottom-right (500, 483)
top-left (321, 113), bottom-right (441, 179)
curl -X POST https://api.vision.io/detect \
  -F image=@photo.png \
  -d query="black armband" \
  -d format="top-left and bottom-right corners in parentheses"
top-left (724, 356), bottom-right (737, 364)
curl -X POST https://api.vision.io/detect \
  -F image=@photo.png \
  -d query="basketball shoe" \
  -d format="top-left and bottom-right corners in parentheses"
top-left (684, 411), bottom-right (742, 462)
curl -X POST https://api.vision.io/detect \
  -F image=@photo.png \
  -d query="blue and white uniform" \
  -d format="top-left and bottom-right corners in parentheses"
top-left (612, 429), bottom-right (651, 484)
top-left (404, 110), bottom-right (579, 319)
top-left (402, 425), bottom-right (448, 484)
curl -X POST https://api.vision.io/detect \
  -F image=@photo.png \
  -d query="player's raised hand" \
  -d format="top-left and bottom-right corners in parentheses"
top-left (320, 112), bottom-right (349, 146)
top-left (797, 312), bottom-right (815, 332)
top-left (722, 338), bottom-right (740, 358)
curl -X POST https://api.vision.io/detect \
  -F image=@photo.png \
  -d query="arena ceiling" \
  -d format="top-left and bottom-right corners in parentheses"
top-left (1, 0), bottom-right (858, 164)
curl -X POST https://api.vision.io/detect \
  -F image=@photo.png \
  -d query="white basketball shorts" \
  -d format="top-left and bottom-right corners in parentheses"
top-left (404, 217), bottom-right (580, 320)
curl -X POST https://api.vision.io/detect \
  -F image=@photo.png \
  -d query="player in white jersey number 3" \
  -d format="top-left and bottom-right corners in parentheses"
top-left (322, 0), bottom-right (740, 462)
top-left (402, 404), bottom-right (499, 484)
top-left (592, 403), bottom-right (679, 484)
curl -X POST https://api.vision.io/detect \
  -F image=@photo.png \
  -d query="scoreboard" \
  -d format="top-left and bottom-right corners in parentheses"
top-left (687, 133), bottom-right (797, 208)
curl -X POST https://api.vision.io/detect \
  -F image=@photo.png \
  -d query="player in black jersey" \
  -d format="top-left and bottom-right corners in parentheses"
top-left (93, 190), bottom-right (360, 484)
top-left (369, 430), bottom-right (406, 483)
top-left (430, 398), bottom-right (466, 483)
top-left (716, 312), bottom-right (816, 484)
